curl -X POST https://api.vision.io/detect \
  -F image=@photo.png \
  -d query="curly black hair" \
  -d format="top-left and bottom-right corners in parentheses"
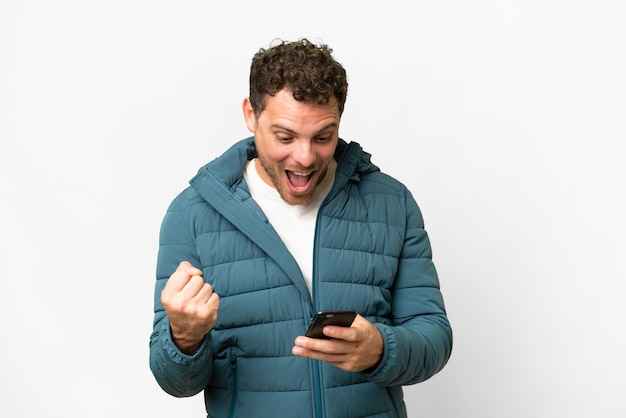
top-left (248, 38), bottom-right (348, 117)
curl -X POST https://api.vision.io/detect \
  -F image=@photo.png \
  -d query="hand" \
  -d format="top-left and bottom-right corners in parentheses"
top-left (292, 314), bottom-right (383, 372)
top-left (161, 261), bottom-right (220, 354)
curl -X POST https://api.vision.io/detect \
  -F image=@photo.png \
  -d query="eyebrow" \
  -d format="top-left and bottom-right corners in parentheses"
top-left (271, 122), bottom-right (338, 136)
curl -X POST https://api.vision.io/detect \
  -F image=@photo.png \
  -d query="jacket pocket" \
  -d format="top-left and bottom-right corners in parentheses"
top-left (228, 346), bottom-right (238, 418)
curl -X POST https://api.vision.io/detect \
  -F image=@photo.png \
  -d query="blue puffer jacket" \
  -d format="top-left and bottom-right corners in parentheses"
top-left (150, 137), bottom-right (452, 418)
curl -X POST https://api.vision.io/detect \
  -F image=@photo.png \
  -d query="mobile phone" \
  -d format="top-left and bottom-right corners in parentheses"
top-left (305, 310), bottom-right (357, 339)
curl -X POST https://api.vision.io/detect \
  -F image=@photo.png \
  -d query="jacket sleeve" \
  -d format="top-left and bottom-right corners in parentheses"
top-left (364, 189), bottom-right (453, 386)
top-left (149, 195), bottom-right (214, 397)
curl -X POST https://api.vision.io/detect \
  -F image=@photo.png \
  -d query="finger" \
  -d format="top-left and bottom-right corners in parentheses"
top-left (179, 261), bottom-right (203, 276)
top-left (325, 314), bottom-right (369, 341)
top-left (192, 282), bottom-right (216, 303)
top-left (292, 344), bottom-right (351, 364)
top-left (318, 323), bottom-right (360, 342)
top-left (163, 272), bottom-right (190, 294)
top-left (179, 275), bottom-right (207, 299)
top-left (196, 292), bottom-right (221, 324)
top-left (294, 336), bottom-right (351, 355)
top-left (164, 262), bottom-right (202, 292)
top-left (206, 290), bottom-right (220, 309)
top-left (207, 292), bottom-right (220, 310)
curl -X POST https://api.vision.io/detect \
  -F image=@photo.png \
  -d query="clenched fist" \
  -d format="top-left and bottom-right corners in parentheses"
top-left (161, 261), bottom-right (220, 354)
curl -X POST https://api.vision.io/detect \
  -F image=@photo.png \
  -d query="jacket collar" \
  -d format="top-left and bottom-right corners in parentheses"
top-left (190, 136), bottom-right (379, 196)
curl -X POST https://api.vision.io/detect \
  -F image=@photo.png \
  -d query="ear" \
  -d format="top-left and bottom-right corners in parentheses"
top-left (242, 97), bottom-right (256, 133)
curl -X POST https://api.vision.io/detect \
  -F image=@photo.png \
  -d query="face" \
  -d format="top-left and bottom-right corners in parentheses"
top-left (243, 89), bottom-right (341, 205)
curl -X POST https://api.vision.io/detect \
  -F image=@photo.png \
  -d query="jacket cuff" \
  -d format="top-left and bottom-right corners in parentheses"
top-left (161, 317), bottom-right (212, 367)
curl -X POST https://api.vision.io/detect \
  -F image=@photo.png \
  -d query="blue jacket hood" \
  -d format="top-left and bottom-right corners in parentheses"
top-left (190, 136), bottom-right (380, 199)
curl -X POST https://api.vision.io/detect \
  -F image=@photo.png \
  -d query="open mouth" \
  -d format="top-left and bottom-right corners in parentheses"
top-left (286, 170), bottom-right (315, 194)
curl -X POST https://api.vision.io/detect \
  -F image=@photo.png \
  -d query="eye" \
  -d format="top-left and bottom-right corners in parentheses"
top-left (315, 135), bottom-right (331, 142)
top-left (276, 135), bottom-right (292, 143)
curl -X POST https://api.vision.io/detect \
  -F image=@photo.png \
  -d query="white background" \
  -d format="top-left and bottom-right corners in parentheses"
top-left (1, 1), bottom-right (625, 417)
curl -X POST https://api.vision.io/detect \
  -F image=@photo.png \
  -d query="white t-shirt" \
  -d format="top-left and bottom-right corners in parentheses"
top-left (243, 159), bottom-right (336, 294)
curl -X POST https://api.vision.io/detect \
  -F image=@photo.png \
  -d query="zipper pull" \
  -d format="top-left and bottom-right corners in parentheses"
top-left (230, 348), bottom-right (237, 368)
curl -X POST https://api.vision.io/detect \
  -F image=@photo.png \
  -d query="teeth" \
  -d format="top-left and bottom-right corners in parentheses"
top-left (291, 171), bottom-right (312, 177)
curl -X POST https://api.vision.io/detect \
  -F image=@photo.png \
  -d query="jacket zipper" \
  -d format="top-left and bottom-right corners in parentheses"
top-left (228, 347), bottom-right (238, 418)
top-left (311, 158), bottom-right (347, 418)
top-left (312, 360), bottom-right (323, 418)
top-left (311, 206), bottom-right (325, 418)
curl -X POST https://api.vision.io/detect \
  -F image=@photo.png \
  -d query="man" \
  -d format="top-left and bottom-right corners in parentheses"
top-left (150, 38), bottom-right (452, 418)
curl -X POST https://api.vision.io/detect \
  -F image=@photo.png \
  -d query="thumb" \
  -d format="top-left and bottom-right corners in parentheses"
top-left (178, 260), bottom-right (202, 276)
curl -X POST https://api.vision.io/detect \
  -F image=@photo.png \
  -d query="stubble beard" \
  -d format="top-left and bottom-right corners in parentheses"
top-left (257, 156), bottom-right (324, 206)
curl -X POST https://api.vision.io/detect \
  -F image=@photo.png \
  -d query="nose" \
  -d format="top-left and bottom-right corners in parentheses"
top-left (292, 139), bottom-right (316, 168)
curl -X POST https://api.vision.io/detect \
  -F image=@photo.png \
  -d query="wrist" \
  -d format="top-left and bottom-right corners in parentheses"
top-left (173, 336), bottom-right (203, 355)
top-left (169, 324), bottom-right (205, 355)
